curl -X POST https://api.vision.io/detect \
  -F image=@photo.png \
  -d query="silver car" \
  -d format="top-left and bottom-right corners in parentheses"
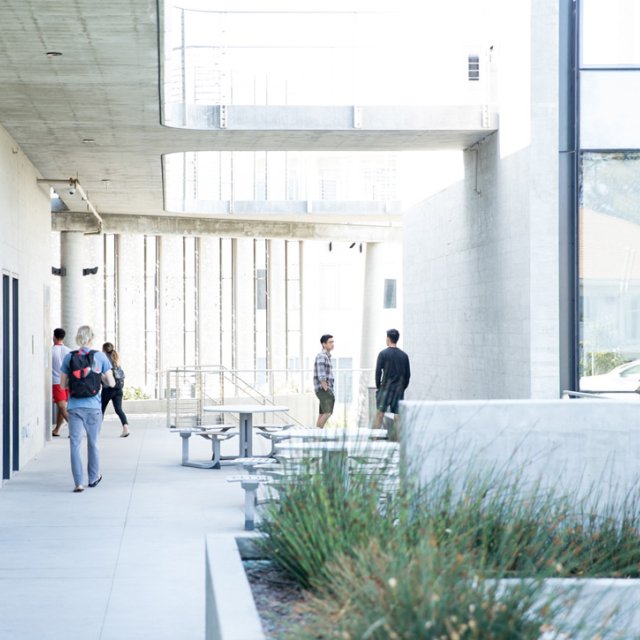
top-left (580, 359), bottom-right (640, 398)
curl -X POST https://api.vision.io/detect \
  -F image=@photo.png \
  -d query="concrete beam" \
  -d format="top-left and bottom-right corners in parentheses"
top-left (163, 200), bottom-right (403, 217)
top-left (51, 212), bottom-right (402, 243)
top-left (165, 105), bottom-right (497, 148)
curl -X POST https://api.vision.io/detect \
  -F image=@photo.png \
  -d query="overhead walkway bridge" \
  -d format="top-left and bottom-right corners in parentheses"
top-left (0, 0), bottom-right (498, 235)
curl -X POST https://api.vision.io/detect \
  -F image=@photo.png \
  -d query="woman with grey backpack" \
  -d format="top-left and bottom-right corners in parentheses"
top-left (101, 342), bottom-right (130, 437)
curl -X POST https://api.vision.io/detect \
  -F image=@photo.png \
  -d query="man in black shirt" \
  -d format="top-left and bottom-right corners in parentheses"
top-left (373, 328), bottom-right (411, 439)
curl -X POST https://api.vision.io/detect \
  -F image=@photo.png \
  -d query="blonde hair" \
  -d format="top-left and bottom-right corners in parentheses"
top-left (75, 325), bottom-right (94, 347)
top-left (102, 342), bottom-right (120, 367)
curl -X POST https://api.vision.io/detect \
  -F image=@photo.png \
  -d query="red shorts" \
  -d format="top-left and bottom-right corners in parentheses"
top-left (52, 384), bottom-right (69, 403)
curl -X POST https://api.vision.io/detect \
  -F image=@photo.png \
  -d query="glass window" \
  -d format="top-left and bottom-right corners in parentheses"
top-left (582, 0), bottom-right (640, 66)
top-left (620, 364), bottom-right (640, 377)
top-left (468, 55), bottom-right (480, 81)
top-left (580, 71), bottom-right (640, 149)
top-left (384, 279), bottom-right (397, 309)
top-left (579, 152), bottom-right (640, 386)
top-left (256, 268), bottom-right (267, 310)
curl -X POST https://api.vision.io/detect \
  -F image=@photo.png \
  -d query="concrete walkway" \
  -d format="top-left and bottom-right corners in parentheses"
top-left (0, 413), bottom-right (253, 640)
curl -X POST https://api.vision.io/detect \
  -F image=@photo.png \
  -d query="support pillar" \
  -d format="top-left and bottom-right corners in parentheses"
top-left (234, 239), bottom-right (254, 373)
top-left (360, 242), bottom-right (386, 375)
top-left (267, 240), bottom-right (287, 389)
top-left (60, 231), bottom-right (88, 343)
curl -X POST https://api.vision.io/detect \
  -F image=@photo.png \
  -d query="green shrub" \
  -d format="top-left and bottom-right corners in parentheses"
top-left (580, 351), bottom-right (626, 376)
top-left (123, 386), bottom-right (151, 400)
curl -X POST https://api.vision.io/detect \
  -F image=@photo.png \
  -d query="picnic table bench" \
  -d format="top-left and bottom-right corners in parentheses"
top-left (169, 426), bottom-right (239, 469)
top-left (227, 474), bottom-right (271, 530)
top-left (253, 423), bottom-right (295, 455)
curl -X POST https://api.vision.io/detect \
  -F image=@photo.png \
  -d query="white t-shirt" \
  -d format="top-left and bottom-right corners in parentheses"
top-left (51, 343), bottom-right (71, 385)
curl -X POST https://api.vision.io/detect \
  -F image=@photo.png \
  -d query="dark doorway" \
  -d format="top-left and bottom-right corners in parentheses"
top-left (12, 277), bottom-right (19, 471)
top-left (2, 274), bottom-right (10, 479)
top-left (2, 274), bottom-right (18, 480)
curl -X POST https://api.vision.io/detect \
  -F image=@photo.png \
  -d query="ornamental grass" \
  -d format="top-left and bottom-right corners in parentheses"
top-left (258, 450), bottom-right (640, 637)
top-left (285, 541), bottom-right (566, 640)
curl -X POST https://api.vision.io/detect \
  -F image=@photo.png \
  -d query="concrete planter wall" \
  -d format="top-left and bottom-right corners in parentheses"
top-left (401, 399), bottom-right (640, 504)
top-left (205, 535), bottom-right (266, 640)
top-left (204, 534), bottom-right (640, 638)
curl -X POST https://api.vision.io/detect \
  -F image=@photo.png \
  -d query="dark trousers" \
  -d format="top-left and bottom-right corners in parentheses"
top-left (101, 386), bottom-right (128, 426)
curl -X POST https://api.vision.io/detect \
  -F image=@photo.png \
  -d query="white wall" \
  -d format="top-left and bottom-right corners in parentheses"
top-left (403, 0), bottom-right (559, 400)
top-left (0, 124), bottom-right (53, 475)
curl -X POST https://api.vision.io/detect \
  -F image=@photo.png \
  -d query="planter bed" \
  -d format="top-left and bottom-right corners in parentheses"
top-left (205, 534), bottom-right (640, 640)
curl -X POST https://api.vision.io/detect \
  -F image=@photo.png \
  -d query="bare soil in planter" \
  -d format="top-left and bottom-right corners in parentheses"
top-left (244, 560), bottom-right (308, 639)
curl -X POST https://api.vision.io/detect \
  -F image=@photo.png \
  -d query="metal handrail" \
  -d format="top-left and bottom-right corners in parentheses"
top-left (562, 389), bottom-right (639, 399)
top-left (164, 365), bottom-right (374, 429)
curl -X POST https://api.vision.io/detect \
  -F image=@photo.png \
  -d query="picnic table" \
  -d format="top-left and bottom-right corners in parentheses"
top-left (169, 426), bottom-right (239, 469)
top-left (203, 404), bottom-right (289, 458)
top-left (257, 426), bottom-right (387, 454)
top-left (274, 439), bottom-right (398, 466)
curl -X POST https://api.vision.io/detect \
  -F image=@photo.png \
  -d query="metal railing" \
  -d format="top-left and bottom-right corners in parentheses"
top-left (165, 365), bottom-right (374, 430)
top-left (562, 390), bottom-right (639, 399)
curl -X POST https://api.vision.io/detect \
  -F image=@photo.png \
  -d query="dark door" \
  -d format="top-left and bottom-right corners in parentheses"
top-left (2, 274), bottom-right (10, 479)
top-left (12, 277), bottom-right (18, 471)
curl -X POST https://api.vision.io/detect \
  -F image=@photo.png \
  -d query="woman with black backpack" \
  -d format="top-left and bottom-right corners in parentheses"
top-left (101, 342), bottom-right (130, 437)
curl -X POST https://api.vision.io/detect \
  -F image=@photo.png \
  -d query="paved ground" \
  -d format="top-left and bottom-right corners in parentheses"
top-left (0, 413), bottom-right (255, 640)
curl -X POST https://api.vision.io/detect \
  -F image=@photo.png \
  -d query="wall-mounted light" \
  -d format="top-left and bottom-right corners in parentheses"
top-left (51, 267), bottom-right (66, 277)
top-left (83, 267), bottom-right (99, 276)
top-left (37, 177), bottom-right (104, 234)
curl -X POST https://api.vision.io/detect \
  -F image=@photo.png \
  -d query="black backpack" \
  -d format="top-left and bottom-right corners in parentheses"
top-left (112, 365), bottom-right (125, 390)
top-left (68, 350), bottom-right (102, 398)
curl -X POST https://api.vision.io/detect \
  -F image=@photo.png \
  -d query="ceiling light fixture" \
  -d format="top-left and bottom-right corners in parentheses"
top-left (46, 51), bottom-right (62, 57)
top-left (82, 138), bottom-right (95, 144)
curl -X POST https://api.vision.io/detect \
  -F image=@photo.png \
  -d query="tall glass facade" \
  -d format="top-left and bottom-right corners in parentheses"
top-left (578, 0), bottom-right (640, 392)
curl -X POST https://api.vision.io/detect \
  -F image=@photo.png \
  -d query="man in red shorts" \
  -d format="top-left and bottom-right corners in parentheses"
top-left (51, 327), bottom-right (71, 436)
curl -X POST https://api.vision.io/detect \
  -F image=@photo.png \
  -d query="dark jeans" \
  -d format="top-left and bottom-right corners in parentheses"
top-left (101, 386), bottom-right (128, 426)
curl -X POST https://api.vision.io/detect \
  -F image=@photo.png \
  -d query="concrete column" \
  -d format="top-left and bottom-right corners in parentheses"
top-left (159, 236), bottom-right (184, 369)
top-left (234, 239), bottom-right (254, 374)
top-left (60, 231), bottom-right (88, 343)
top-left (267, 240), bottom-right (286, 371)
top-left (301, 241), bottom-right (319, 376)
top-left (116, 234), bottom-right (145, 387)
top-left (360, 242), bottom-right (385, 375)
top-left (85, 234), bottom-right (103, 338)
top-left (198, 237), bottom-right (221, 366)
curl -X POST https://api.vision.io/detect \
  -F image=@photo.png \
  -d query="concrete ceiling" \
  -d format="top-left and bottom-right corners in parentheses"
top-left (0, 0), bottom-right (496, 232)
